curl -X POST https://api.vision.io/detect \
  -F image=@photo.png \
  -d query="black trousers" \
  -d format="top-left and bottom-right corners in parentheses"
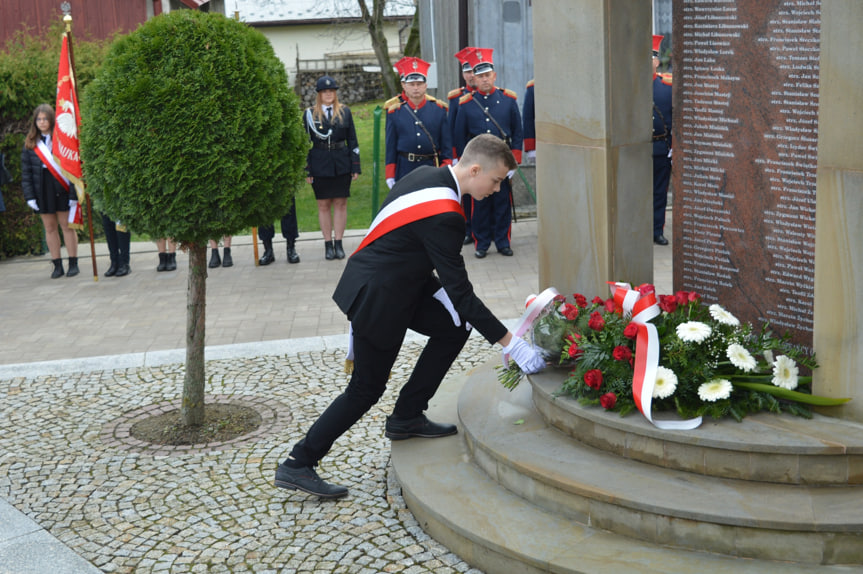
top-left (101, 213), bottom-right (130, 265)
top-left (653, 154), bottom-right (671, 237)
top-left (258, 196), bottom-right (299, 243)
top-left (288, 291), bottom-right (472, 467)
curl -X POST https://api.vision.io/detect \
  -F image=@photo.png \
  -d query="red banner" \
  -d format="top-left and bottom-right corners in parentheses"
top-left (53, 33), bottom-right (82, 183)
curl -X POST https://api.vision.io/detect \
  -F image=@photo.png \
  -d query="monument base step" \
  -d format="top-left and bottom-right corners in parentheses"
top-left (391, 365), bottom-right (858, 573)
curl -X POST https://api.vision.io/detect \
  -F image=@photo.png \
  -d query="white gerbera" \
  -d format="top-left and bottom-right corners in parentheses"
top-left (698, 379), bottom-right (733, 402)
top-left (652, 366), bottom-right (678, 399)
top-left (772, 355), bottom-right (799, 390)
top-left (709, 304), bottom-right (740, 326)
top-left (727, 343), bottom-right (757, 372)
top-left (676, 321), bottom-right (712, 343)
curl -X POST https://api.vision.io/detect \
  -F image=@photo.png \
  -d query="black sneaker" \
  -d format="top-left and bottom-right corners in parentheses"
top-left (385, 414), bottom-right (458, 441)
top-left (274, 463), bottom-right (348, 499)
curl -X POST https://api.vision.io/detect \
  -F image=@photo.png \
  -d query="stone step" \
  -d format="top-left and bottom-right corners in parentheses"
top-left (455, 361), bottom-right (863, 564)
top-left (529, 369), bottom-right (863, 485)
top-left (391, 366), bottom-right (857, 573)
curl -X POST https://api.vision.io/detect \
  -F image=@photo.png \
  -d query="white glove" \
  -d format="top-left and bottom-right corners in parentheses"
top-left (68, 199), bottom-right (77, 210)
top-left (386, 178), bottom-right (395, 190)
top-left (432, 287), bottom-right (471, 330)
top-left (526, 150), bottom-right (536, 163)
top-left (27, 199), bottom-right (39, 211)
top-left (502, 337), bottom-right (546, 374)
top-left (451, 158), bottom-right (459, 166)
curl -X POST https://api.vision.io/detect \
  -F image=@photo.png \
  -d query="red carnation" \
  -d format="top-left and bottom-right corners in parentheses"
top-left (612, 345), bottom-right (632, 361)
top-left (623, 322), bottom-right (639, 339)
top-left (561, 303), bottom-right (579, 320)
top-left (658, 295), bottom-right (677, 313)
top-left (592, 296), bottom-right (604, 305)
top-left (584, 369), bottom-right (603, 389)
top-left (588, 311), bottom-right (605, 331)
top-left (600, 392), bottom-right (617, 410)
top-left (574, 293), bottom-right (588, 308)
top-left (567, 342), bottom-right (582, 358)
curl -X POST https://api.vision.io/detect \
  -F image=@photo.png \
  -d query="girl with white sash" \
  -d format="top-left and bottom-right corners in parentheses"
top-left (21, 104), bottom-right (79, 279)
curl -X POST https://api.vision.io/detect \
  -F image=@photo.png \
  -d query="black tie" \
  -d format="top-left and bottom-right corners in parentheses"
top-left (327, 107), bottom-right (332, 121)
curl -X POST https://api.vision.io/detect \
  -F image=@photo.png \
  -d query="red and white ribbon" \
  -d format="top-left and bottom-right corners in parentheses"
top-left (34, 140), bottom-right (70, 192)
top-left (609, 282), bottom-right (701, 430)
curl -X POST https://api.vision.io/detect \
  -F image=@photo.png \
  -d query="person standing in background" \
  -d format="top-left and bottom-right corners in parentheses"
top-left (156, 238), bottom-right (177, 272)
top-left (304, 75), bottom-right (361, 261)
top-left (258, 196), bottom-right (300, 265)
top-left (448, 47), bottom-right (477, 245)
top-left (522, 79), bottom-right (536, 164)
top-left (652, 34), bottom-right (673, 246)
top-left (209, 236), bottom-right (232, 268)
top-left (384, 57), bottom-right (451, 189)
top-left (101, 214), bottom-right (131, 277)
top-left (20, 104), bottom-right (79, 279)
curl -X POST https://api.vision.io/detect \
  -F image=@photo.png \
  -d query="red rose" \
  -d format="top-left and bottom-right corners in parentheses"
top-left (612, 345), bottom-right (632, 361)
top-left (688, 291), bottom-right (701, 303)
top-left (675, 291), bottom-right (689, 306)
top-left (584, 369), bottom-right (603, 389)
top-left (588, 311), bottom-right (605, 331)
top-left (658, 295), bottom-right (677, 313)
top-left (567, 342), bottom-right (582, 358)
top-left (592, 296), bottom-right (604, 305)
top-left (561, 303), bottom-right (579, 320)
top-left (623, 323), bottom-right (639, 339)
top-left (637, 283), bottom-right (655, 296)
top-left (574, 293), bottom-right (588, 308)
top-left (600, 392), bottom-right (617, 409)
top-left (603, 299), bottom-right (616, 313)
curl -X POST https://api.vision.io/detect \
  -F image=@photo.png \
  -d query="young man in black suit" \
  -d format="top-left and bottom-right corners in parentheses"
top-left (274, 134), bottom-right (546, 499)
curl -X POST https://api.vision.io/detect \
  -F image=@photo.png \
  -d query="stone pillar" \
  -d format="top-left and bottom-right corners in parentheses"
top-left (533, 0), bottom-right (653, 297)
top-left (813, 1), bottom-right (863, 420)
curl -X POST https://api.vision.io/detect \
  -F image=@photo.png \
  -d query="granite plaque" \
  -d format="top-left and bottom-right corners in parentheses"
top-left (671, 0), bottom-right (820, 349)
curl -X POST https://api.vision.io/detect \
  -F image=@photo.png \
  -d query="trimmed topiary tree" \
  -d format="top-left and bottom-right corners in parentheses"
top-left (81, 10), bottom-right (307, 426)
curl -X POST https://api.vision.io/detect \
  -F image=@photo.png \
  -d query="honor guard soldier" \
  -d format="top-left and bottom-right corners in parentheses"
top-left (454, 47), bottom-right (523, 258)
top-left (448, 47), bottom-right (478, 244)
top-left (384, 57), bottom-right (451, 189)
top-left (652, 34), bottom-right (673, 246)
top-left (523, 79), bottom-right (536, 163)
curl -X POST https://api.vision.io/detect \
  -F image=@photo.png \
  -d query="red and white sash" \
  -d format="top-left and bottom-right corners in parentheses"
top-left (352, 186), bottom-right (463, 255)
top-left (34, 140), bottom-right (70, 192)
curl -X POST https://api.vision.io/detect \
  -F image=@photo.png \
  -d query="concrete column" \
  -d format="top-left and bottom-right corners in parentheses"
top-left (533, 0), bottom-right (653, 297)
top-left (813, 1), bottom-right (863, 420)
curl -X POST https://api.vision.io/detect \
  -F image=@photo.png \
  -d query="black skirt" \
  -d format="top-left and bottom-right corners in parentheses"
top-left (37, 169), bottom-right (72, 214)
top-left (312, 174), bottom-right (352, 200)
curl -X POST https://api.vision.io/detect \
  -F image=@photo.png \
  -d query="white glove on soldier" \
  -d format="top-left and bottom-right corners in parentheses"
top-left (502, 337), bottom-right (546, 374)
top-left (526, 150), bottom-right (536, 163)
top-left (27, 199), bottom-right (39, 211)
top-left (68, 199), bottom-right (77, 210)
top-left (386, 178), bottom-right (395, 190)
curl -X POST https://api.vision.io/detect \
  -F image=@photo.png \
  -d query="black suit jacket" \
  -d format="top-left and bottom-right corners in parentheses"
top-left (304, 107), bottom-right (361, 177)
top-left (333, 165), bottom-right (507, 347)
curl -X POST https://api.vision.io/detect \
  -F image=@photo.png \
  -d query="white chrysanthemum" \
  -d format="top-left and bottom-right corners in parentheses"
top-left (652, 366), bottom-right (678, 399)
top-left (772, 355), bottom-right (799, 390)
top-left (709, 304), bottom-right (740, 326)
top-left (727, 343), bottom-right (757, 372)
top-left (698, 379), bottom-right (733, 402)
top-left (676, 321), bottom-right (712, 343)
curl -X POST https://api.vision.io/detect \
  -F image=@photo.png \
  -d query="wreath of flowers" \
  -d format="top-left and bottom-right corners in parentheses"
top-left (498, 284), bottom-right (848, 422)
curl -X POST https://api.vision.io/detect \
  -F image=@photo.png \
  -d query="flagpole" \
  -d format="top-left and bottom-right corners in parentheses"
top-left (62, 10), bottom-right (99, 281)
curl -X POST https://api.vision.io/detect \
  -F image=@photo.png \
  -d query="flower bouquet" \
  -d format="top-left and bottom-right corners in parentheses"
top-left (498, 283), bottom-right (849, 424)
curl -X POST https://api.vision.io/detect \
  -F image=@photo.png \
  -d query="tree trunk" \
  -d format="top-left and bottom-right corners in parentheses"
top-left (182, 242), bottom-right (207, 426)
top-left (358, 0), bottom-right (400, 98)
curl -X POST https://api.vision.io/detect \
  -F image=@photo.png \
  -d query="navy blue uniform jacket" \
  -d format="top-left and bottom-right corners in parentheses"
top-left (332, 165), bottom-right (508, 348)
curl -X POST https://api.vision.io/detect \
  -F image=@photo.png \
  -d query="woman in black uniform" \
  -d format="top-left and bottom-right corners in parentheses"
top-left (21, 104), bottom-right (79, 279)
top-left (303, 76), bottom-right (361, 260)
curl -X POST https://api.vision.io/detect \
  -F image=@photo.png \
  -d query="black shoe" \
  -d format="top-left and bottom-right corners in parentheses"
top-left (156, 252), bottom-right (168, 272)
top-left (385, 414), bottom-right (458, 441)
top-left (498, 247), bottom-right (514, 256)
top-left (286, 243), bottom-right (300, 264)
top-left (165, 252), bottom-right (177, 271)
top-left (463, 234), bottom-right (473, 245)
top-left (105, 262), bottom-right (118, 277)
top-left (259, 247), bottom-right (275, 266)
top-left (222, 248), bottom-right (233, 268)
top-left (51, 258), bottom-right (64, 279)
top-left (654, 235), bottom-right (669, 246)
top-left (274, 463), bottom-right (348, 499)
top-left (115, 264), bottom-right (131, 277)
top-left (324, 241), bottom-right (335, 260)
top-left (209, 249), bottom-right (221, 268)
top-left (333, 240), bottom-right (345, 260)
top-left (66, 257), bottom-right (79, 277)
top-left (474, 249), bottom-right (487, 259)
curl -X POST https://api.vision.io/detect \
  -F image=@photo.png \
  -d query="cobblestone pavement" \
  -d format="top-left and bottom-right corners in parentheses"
top-left (0, 338), bottom-right (495, 573)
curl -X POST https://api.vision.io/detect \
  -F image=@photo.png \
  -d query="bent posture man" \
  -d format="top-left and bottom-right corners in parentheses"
top-left (274, 134), bottom-right (546, 499)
